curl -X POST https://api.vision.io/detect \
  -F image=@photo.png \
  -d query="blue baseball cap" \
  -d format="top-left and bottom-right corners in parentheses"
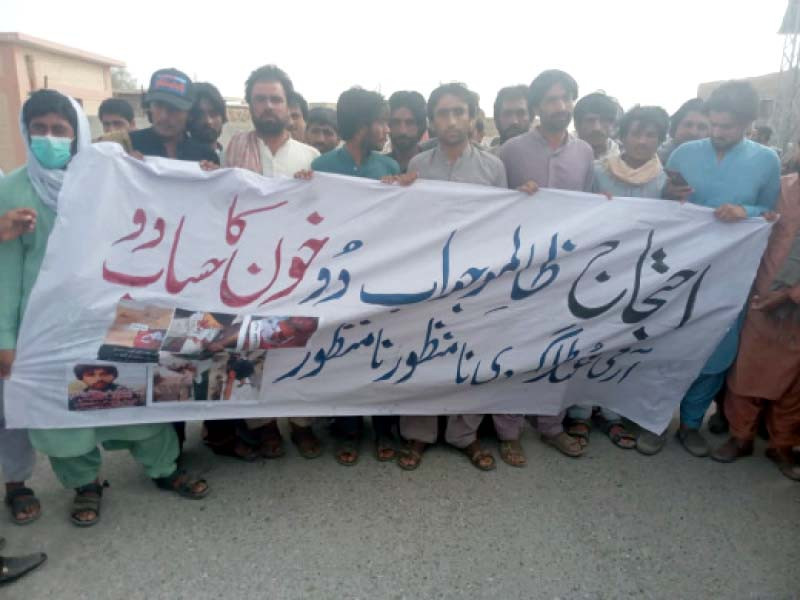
top-left (145, 68), bottom-right (195, 111)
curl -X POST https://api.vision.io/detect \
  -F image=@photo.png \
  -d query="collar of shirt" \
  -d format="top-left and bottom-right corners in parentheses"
top-left (429, 142), bottom-right (474, 167)
top-left (257, 134), bottom-right (291, 158)
top-left (531, 127), bottom-right (573, 155)
top-left (717, 136), bottom-right (747, 160)
top-left (339, 145), bottom-right (380, 172)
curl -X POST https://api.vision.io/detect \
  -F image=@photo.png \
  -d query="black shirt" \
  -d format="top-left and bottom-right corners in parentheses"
top-left (129, 127), bottom-right (219, 164)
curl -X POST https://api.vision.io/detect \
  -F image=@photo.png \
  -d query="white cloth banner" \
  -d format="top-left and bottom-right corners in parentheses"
top-left (6, 143), bottom-right (772, 432)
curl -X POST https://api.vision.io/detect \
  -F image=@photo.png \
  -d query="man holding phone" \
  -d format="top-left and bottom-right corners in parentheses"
top-left (641, 81), bottom-right (781, 457)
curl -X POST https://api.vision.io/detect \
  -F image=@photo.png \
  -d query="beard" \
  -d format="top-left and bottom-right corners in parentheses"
top-left (500, 124), bottom-right (528, 142)
top-left (391, 134), bottom-right (418, 153)
top-left (541, 112), bottom-right (572, 133)
top-left (190, 124), bottom-right (220, 144)
top-left (253, 113), bottom-right (286, 136)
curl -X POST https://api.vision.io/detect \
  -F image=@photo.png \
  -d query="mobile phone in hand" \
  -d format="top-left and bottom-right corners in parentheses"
top-left (665, 169), bottom-right (689, 187)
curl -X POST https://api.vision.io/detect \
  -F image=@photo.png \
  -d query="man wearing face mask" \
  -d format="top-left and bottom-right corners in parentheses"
top-left (129, 68), bottom-right (219, 164)
top-left (188, 82), bottom-right (228, 163)
top-left (0, 89), bottom-right (210, 528)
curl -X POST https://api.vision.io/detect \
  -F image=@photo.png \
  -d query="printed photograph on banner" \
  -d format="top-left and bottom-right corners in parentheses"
top-left (160, 309), bottom-right (319, 357)
top-left (67, 362), bottom-right (148, 411)
top-left (97, 298), bottom-right (175, 363)
top-left (152, 351), bottom-right (266, 402)
top-left (243, 316), bottom-right (319, 350)
top-left (160, 309), bottom-right (237, 356)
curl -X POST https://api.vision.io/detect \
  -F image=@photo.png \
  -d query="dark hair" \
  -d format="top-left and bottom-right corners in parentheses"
top-left (227, 356), bottom-right (255, 379)
top-left (427, 82), bottom-right (478, 121)
top-left (244, 65), bottom-right (294, 105)
top-left (98, 98), bottom-right (134, 123)
top-left (706, 81), bottom-right (759, 124)
top-left (669, 98), bottom-right (707, 137)
top-left (74, 364), bottom-right (118, 379)
top-left (191, 82), bottom-right (228, 123)
top-left (618, 105), bottom-right (670, 144)
top-left (23, 89), bottom-right (78, 134)
top-left (493, 85), bottom-right (529, 124)
top-left (389, 90), bottom-right (427, 134)
top-left (528, 69), bottom-right (579, 110)
top-left (336, 87), bottom-right (387, 141)
top-left (755, 125), bottom-right (773, 140)
top-left (306, 107), bottom-right (338, 132)
top-left (288, 91), bottom-right (309, 120)
top-left (574, 92), bottom-right (620, 125)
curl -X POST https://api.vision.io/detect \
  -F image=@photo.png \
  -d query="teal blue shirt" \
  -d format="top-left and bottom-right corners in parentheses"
top-left (667, 137), bottom-right (780, 374)
top-left (666, 138), bottom-right (780, 217)
top-left (312, 146), bottom-right (400, 179)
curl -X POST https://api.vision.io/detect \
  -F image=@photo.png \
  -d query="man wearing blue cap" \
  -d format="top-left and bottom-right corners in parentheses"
top-left (129, 68), bottom-right (219, 164)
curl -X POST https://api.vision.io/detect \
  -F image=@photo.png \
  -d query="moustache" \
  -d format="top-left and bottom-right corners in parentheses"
top-left (502, 124), bottom-right (527, 138)
top-left (392, 135), bottom-right (416, 146)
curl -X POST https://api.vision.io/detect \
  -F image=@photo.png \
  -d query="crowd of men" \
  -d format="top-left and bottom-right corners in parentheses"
top-left (0, 62), bottom-right (798, 584)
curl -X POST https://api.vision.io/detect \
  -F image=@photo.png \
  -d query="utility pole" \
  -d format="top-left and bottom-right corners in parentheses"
top-left (776, 0), bottom-right (800, 151)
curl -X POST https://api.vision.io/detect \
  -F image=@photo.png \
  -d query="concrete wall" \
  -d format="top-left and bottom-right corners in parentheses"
top-left (0, 41), bottom-right (115, 172)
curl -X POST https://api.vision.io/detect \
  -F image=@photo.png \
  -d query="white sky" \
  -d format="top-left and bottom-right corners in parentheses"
top-left (5, 0), bottom-right (791, 114)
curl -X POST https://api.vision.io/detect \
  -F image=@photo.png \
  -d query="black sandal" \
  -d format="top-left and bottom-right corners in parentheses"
top-left (0, 549), bottom-right (47, 584)
top-left (70, 482), bottom-right (104, 527)
top-left (5, 487), bottom-right (41, 526)
top-left (153, 469), bottom-right (209, 499)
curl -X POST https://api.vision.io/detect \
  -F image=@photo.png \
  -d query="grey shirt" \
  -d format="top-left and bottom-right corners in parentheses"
top-left (498, 128), bottom-right (594, 191)
top-left (409, 143), bottom-right (507, 188)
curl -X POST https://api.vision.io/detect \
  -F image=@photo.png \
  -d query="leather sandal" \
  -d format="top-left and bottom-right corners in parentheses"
top-left (541, 432), bottom-right (584, 457)
top-left (397, 440), bottom-right (427, 471)
top-left (290, 424), bottom-right (322, 459)
top-left (499, 439), bottom-right (527, 467)
top-left (153, 469), bottom-right (209, 499)
top-left (460, 440), bottom-right (496, 471)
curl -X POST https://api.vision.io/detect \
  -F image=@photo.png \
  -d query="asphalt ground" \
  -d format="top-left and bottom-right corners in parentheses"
top-left (2, 417), bottom-right (798, 600)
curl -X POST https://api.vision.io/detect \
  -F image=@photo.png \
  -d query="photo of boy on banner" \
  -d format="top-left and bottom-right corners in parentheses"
top-left (67, 363), bottom-right (147, 411)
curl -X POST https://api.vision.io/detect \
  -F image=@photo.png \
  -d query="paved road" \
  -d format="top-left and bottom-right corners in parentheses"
top-left (2, 419), bottom-right (798, 599)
